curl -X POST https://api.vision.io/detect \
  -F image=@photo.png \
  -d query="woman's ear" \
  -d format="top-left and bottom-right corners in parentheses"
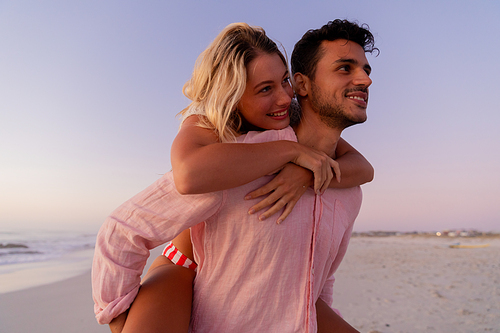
top-left (293, 73), bottom-right (309, 98)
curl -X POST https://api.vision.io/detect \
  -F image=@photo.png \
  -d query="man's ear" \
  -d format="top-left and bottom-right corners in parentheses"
top-left (293, 73), bottom-right (309, 98)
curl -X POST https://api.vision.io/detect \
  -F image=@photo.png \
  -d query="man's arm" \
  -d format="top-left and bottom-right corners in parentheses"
top-left (316, 298), bottom-right (359, 333)
top-left (316, 191), bottom-right (361, 332)
top-left (332, 137), bottom-right (374, 188)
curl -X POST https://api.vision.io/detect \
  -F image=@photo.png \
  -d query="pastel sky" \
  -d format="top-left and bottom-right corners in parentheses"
top-left (1, 0), bottom-right (499, 233)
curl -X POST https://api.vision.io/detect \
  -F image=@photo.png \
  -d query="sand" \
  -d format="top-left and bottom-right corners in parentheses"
top-left (332, 235), bottom-right (500, 333)
top-left (0, 270), bottom-right (109, 333)
top-left (0, 236), bottom-right (498, 333)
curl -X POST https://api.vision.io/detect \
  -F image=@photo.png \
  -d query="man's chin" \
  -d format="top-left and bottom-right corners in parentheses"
top-left (350, 110), bottom-right (367, 124)
top-left (342, 114), bottom-right (367, 129)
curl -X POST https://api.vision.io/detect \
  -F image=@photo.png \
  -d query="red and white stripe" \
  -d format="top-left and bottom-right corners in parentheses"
top-left (162, 242), bottom-right (197, 271)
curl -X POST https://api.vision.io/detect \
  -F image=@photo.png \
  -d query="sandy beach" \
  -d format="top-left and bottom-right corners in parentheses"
top-left (0, 235), bottom-right (498, 333)
top-left (332, 235), bottom-right (500, 332)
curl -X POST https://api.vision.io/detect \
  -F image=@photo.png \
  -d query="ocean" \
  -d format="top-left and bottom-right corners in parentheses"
top-left (0, 229), bottom-right (97, 293)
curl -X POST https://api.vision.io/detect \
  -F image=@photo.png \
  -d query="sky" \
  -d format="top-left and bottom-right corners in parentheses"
top-left (1, 0), bottom-right (499, 233)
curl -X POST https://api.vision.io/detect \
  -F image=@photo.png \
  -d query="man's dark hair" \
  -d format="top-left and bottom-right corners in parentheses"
top-left (291, 19), bottom-right (378, 79)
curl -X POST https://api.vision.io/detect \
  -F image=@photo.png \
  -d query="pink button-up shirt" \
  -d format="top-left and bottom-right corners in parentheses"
top-left (92, 127), bottom-right (362, 332)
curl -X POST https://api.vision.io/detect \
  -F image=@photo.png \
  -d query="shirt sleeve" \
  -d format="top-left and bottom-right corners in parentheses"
top-left (180, 104), bottom-right (206, 126)
top-left (318, 188), bottom-right (361, 317)
top-left (318, 219), bottom-right (356, 318)
top-left (240, 126), bottom-right (297, 144)
top-left (92, 172), bottom-right (223, 324)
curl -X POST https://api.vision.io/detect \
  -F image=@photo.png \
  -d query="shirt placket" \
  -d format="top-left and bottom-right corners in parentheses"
top-left (305, 193), bottom-right (324, 332)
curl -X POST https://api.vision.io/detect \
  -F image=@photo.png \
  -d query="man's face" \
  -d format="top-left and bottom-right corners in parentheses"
top-left (309, 39), bottom-right (372, 129)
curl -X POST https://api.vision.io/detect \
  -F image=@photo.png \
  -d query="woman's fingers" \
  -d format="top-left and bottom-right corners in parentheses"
top-left (275, 196), bottom-right (301, 224)
top-left (247, 191), bottom-right (280, 215)
top-left (257, 197), bottom-right (288, 222)
top-left (320, 164), bottom-right (333, 195)
top-left (293, 145), bottom-right (337, 193)
top-left (245, 182), bottom-right (275, 201)
top-left (330, 160), bottom-right (341, 184)
top-left (246, 164), bottom-right (311, 223)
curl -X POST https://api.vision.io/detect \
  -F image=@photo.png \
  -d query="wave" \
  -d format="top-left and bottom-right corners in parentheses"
top-left (0, 230), bottom-right (96, 266)
top-left (0, 243), bottom-right (29, 249)
top-left (0, 250), bottom-right (42, 256)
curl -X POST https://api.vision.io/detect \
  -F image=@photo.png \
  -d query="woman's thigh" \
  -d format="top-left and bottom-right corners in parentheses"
top-left (121, 256), bottom-right (196, 333)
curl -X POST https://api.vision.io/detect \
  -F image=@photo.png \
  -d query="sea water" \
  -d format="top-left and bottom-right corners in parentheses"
top-left (0, 229), bottom-right (97, 293)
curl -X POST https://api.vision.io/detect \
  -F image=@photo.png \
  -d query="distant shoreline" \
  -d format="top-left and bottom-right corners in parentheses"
top-left (352, 230), bottom-right (500, 238)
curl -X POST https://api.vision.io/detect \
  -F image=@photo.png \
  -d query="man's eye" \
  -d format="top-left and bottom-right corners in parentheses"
top-left (339, 65), bottom-right (350, 71)
top-left (282, 76), bottom-right (290, 84)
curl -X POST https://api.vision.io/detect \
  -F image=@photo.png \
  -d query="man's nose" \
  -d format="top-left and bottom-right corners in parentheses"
top-left (353, 70), bottom-right (372, 87)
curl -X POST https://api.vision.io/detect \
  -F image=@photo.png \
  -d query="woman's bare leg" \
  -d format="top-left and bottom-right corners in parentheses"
top-left (110, 230), bottom-right (196, 333)
top-left (119, 256), bottom-right (195, 333)
top-left (316, 298), bottom-right (359, 333)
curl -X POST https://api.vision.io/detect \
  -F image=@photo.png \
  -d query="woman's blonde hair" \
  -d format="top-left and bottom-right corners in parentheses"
top-left (180, 22), bottom-right (287, 142)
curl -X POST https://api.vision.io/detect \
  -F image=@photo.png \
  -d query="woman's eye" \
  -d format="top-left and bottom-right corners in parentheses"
top-left (260, 86), bottom-right (271, 93)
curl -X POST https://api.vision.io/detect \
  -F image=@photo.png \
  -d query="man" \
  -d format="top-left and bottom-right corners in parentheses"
top-left (93, 19), bottom-right (376, 332)
top-left (290, 19), bottom-right (376, 332)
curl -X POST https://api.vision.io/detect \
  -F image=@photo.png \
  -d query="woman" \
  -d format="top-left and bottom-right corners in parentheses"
top-left (94, 22), bottom-right (371, 333)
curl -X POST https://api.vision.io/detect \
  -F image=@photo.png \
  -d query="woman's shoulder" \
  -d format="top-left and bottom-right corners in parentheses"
top-left (238, 126), bottom-right (297, 144)
top-left (182, 104), bottom-right (205, 121)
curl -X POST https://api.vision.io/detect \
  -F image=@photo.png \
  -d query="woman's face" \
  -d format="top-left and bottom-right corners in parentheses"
top-left (237, 52), bottom-right (293, 131)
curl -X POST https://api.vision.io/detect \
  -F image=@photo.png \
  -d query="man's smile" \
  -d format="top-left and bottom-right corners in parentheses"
top-left (346, 90), bottom-right (368, 107)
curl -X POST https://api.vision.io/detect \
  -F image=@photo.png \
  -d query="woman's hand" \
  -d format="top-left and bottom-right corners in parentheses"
top-left (245, 163), bottom-right (313, 224)
top-left (292, 143), bottom-right (341, 194)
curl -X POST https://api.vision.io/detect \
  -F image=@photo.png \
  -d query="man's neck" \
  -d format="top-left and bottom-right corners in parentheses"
top-left (293, 105), bottom-right (342, 158)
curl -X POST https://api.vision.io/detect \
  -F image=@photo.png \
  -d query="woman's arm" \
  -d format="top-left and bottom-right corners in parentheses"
top-left (171, 116), bottom-right (339, 195)
top-left (244, 138), bottom-right (373, 223)
top-left (92, 174), bottom-right (222, 325)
